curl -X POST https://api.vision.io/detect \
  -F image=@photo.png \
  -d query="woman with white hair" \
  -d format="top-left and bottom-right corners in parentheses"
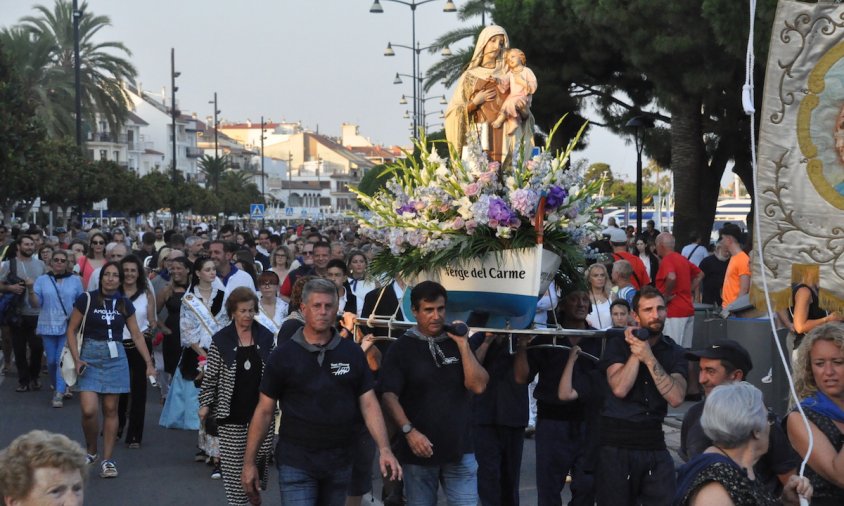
top-left (673, 382), bottom-right (812, 505)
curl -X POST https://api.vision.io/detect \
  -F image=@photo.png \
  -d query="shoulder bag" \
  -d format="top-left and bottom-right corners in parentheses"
top-left (60, 292), bottom-right (91, 387)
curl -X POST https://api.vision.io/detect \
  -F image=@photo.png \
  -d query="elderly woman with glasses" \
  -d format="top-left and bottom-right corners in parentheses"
top-left (674, 382), bottom-right (812, 506)
top-left (28, 250), bottom-right (84, 408)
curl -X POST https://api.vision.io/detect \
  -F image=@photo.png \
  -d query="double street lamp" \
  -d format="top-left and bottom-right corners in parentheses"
top-left (370, 0), bottom-right (457, 138)
top-left (385, 42), bottom-right (451, 136)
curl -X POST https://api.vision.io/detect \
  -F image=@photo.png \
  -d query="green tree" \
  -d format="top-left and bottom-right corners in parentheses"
top-left (198, 155), bottom-right (228, 192)
top-left (584, 162), bottom-right (612, 185)
top-left (8, 0), bottom-right (137, 138)
top-left (0, 39), bottom-right (49, 221)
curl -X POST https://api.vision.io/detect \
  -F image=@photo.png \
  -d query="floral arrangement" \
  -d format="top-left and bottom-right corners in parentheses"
top-left (351, 117), bottom-right (606, 278)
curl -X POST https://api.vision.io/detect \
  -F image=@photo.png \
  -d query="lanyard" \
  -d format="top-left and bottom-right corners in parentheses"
top-left (103, 298), bottom-right (118, 341)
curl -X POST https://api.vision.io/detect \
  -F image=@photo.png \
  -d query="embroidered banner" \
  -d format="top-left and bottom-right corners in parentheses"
top-left (753, 0), bottom-right (844, 312)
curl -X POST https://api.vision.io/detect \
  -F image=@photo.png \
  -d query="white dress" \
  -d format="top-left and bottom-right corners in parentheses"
top-left (586, 296), bottom-right (613, 330)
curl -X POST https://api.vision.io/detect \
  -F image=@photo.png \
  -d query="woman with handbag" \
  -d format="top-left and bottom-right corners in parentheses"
top-left (116, 255), bottom-right (157, 449)
top-left (29, 250), bottom-right (84, 408)
top-left (64, 262), bottom-right (155, 479)
top-left (179, 256), bottom-right (227, 479)
top-left (199, 286), bottom-right (275, 505)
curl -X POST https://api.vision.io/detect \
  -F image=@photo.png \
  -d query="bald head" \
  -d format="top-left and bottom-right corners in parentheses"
top-left (655, 232), bottom-right (675, 257)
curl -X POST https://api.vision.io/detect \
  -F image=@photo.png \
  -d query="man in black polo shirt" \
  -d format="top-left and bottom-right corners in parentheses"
top-left (379, 281), bottom-right (489, 505)
top-left (681, 340), bottom-right (799, 494)
top-left (241, 278), bottom-right (400, 505)
top-left (597, 285), bottom-right (688, 505)
top-left (514, 289), bottom-right (603, 506)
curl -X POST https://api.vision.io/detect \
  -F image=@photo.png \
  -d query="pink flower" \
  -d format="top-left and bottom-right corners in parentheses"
top-left (464, 182), bottom-right (480, 196)
top-left (488, 161), bottom-right (501, 171)
top-left (452, 217), bottom-right (465, 229)
top-left (479, 171), bottom-right (496, 184)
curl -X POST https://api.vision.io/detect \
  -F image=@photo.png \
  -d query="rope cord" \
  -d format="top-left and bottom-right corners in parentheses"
top-left (744, 0), bottom-right (814, 491)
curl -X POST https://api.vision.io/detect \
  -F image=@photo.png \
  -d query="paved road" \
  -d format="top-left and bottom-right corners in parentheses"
top-left (1, 365), bottom-right (691, 505)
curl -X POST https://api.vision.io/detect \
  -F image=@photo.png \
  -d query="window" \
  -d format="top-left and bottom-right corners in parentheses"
top-left (99, 150), bottom-right (107, 161)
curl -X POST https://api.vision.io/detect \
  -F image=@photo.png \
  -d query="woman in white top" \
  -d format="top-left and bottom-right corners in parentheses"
top-left (118, 255), bottom-right (157, 448)
top-left (255, 270), bottom-right (288, 342)
top-left (178, 256), bottom-right (227, 478)
top-left (585, 263), bottom-right (615, 330)
top-left (346, 250), bottom-right (377, 317)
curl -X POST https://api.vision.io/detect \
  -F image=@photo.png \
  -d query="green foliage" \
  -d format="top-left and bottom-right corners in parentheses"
top-left (8, 0), bottom-right (138, 138)
top-left (198, 155), bottom-right (228, 193)
top-left (584, 163), bottom-right (612, 185)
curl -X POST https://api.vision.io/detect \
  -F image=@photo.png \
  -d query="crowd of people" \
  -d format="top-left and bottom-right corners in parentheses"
top-left (0, 219), bottom-right (841, 506)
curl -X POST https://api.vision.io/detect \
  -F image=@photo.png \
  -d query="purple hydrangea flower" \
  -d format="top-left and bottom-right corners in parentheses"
top-left (488, 197), bottom-right (514, 224)
top-left (546, 186), bottom-right (568, 210)
top-left (396, 203), bottom-right (417, 215)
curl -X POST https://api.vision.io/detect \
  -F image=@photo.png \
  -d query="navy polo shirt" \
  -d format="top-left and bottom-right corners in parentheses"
top-left (469, 333), bottom-right (528, 427)
top-left (260, 330), bottom-right (373, 472)
top-left (599, 333), bottom-right (688, 423)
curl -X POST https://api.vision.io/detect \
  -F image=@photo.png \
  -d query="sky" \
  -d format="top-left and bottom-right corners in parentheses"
top-left (0, 0), bottom-right (731, 185)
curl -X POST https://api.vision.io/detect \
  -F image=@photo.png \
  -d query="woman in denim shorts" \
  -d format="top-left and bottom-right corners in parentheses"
top-left (65, 262), bottom-right (155, 479)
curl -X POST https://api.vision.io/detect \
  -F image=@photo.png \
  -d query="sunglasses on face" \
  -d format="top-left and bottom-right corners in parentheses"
top-left (91, 240), bottom-right (105, 245)
top-left (52, 258), bottom-right (67, 263)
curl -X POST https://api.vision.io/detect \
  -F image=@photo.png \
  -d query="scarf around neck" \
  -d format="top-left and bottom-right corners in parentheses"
top-left (407, 327), bottom-right (457, 368)
top-left (801, 391), bottom-right (844, 423)
top-left (291, 328), bottom-right (341, 367)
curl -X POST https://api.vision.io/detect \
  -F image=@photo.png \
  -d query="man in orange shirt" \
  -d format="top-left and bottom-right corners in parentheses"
top-left (609, 228), bottom-right (650, 289)
top-left (719, 224), bottom-right (750, 309)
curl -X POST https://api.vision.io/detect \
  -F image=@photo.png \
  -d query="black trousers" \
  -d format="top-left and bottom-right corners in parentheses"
top-left (596, 446), bottom-right (675, 506)
top-left (118, 339), bottom-right (150, 444)
top-left (474, 424), bottom-right (525, 506)
top-left (11, 315), bottom-right (42, 387)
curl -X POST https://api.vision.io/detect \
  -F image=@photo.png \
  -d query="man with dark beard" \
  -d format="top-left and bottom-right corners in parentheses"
top-left (0, 235), bottom-right (46, 392)
top-left (596, 285), bottom-right (688, 506)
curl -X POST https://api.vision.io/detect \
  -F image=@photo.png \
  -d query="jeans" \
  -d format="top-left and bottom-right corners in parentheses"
top-left (596, 446), bottom-right (675, 506)
top-left (474, 425), bottom-right (524, 506)
top-left (403, 453), bottom-right (479, 506)
top-left (278, 463), bottom-right (352, 506)
top-left (11, 315), bottom-right (42, 387)
top-left (42, 334), bottom-right (67, 394)
top-left (535, 418), bottom-right (594, 506)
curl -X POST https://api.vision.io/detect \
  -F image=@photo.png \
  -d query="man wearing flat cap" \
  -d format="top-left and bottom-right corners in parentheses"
top-left (681, 339), bottom-right (799, 495)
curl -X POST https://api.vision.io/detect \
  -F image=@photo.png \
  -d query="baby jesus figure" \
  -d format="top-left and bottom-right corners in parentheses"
top-left (491, 48), bottom-right (537, 135)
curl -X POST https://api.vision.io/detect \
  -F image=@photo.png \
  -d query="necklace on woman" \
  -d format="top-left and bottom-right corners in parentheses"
top-left (238, 332), bottom-right (253, 370)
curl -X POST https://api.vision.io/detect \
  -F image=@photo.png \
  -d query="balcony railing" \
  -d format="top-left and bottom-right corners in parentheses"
top-left (186, 147), bottom-right (203, 158)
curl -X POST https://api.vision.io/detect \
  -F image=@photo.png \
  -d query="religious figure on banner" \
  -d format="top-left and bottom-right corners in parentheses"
top-left (445, 25), bottom-right (535, 164)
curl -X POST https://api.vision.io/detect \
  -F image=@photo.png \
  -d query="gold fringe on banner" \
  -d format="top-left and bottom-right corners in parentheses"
top-left (750, 284), bottom-right (791, 313)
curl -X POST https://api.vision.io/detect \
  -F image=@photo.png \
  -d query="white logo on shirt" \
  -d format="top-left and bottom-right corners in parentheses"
top-left (331, 363), bottom-right (350, 376)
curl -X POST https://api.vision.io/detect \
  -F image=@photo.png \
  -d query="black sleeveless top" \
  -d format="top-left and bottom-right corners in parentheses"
top-left (798, 408), bottom-right (844, 505)
top-left (791, 283), bottom-right (827, 347)
top-left (674, 453), bottom-right (777, 506)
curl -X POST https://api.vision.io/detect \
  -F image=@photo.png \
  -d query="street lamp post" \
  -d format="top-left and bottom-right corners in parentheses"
top-left (287, 152), bottom-right (293, 213)
top-left (625, 115), bottom-right (655, 235)
top-left (371, 0), bottom-right (456, 138)
top-left (170, 48), bottom-right (181, 229)
top-left (260, 116), bottom-right (266, 227)
top-left (386, 43), bottom-right (450, 137)
top-left (208, 93), bottom-right (220, 159)
top-left (73, 0), bottom-right (82, 147)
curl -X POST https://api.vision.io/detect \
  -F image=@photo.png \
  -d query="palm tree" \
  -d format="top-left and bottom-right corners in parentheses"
top-left (10, 0), bottom-right (137, 138)
top-left (423, 0), bottom-right (494, 92)
top-left (198, 155), bottom-right (228, 192)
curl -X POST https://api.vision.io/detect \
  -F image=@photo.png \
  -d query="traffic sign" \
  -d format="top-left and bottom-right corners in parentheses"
top-left (285, 207), bottom-right (294, 216)
top-left (250, 203), bottom-right (265, 220)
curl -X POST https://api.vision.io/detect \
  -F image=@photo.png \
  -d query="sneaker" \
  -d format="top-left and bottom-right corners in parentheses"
top-left (52, 392), bottom-right (64, 408)
top-left (85, 454), bottom-right (98, 465)
top-left (100, 460), bottom-right (118, 478)
top-left (210, 466), bottom-right (222, 480)
top-left (194, 450), bottom-right (207, 462)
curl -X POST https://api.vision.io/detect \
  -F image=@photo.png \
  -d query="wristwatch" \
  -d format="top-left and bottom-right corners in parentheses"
top-left (401, 423), bottom-right (414, 435)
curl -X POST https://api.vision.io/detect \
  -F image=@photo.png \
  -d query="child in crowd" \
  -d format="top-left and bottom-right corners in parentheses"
top-left (610, 299), bottom-right (632, 328)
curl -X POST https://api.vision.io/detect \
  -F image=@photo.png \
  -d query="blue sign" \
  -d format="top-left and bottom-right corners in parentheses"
top-left (285, 207), bottom-right (294, 216)
top-left (250, 203), bottom-right (265, 220)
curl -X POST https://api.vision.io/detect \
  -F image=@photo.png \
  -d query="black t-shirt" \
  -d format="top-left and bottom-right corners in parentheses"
top-left (378, 332), bottom-right (473, 466)
top-left (524, 332), bottom-right (604, 421)
top-left (277, 318), bottom-right (304, 342)
top-left (599, 333), bottom-right (688, 423)
top-left (260, 331), bottom-right (373, 471)
top-left (469, 334), bottom-right (528, 427)
top-left (223, 345), bottom-right (262, 425)
top-left (74, 291), bottom-right (136, 341)
top-left (699, 254), bottom-right (729, 307)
